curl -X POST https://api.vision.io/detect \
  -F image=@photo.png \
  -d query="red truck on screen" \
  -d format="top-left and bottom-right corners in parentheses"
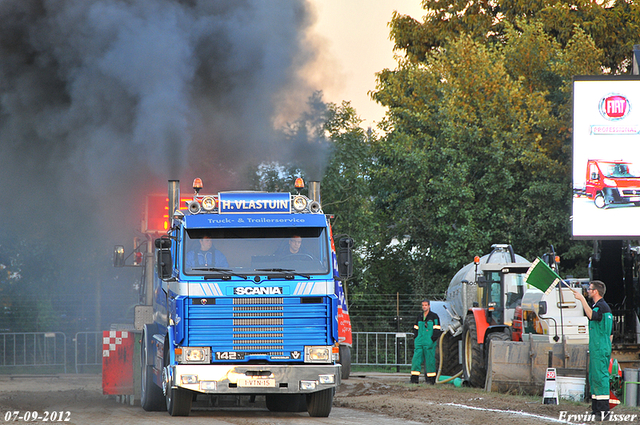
top-left (584, 159), bottom-right (640, 208)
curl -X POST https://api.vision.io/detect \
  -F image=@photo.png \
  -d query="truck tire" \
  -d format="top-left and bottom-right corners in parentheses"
top-left (162, 351), bottom-right (192, 416)
top-left (594, 193), bottom-right (606, 208)
top-left (266, 394), bottom-right (307, 412)
top-left (306, 388), bottom-right (334, 417)
top-left (339, 345), bottom-right (351, 380)
top-left (462, 315), bottom-right (486, 388)
top-left (165, 386), bottom-right (192, 416)
top-left (435, 332), bottom-right (462, 377)
top-left (140, 333), bottom-right (166, 411)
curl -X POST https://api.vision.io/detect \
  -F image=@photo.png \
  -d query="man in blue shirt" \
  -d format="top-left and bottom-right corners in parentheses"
top-left (186, 237), bottom-right (228, 269)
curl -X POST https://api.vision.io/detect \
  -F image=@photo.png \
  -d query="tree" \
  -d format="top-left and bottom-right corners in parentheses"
top-left (390, 0), bottom-right (640, 74)
top-left (321, 101), bottom-right (373, 247)
top-left (371, 18), bottom-right (603, 292)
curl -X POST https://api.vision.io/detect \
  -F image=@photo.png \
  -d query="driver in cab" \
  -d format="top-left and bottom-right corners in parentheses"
top-left (275, 235), bottom-right (311, 259)
top-left (288, 235), bottom-right (303, 255)
top-left (186, 236), bottom-right (229, 269)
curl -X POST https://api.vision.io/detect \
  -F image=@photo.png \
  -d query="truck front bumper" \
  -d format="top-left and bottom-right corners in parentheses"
top-left (165, 363), bottom-right (341, 394)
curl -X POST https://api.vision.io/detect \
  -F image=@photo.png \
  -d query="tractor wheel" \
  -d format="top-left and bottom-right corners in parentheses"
top-left (462, 315), bottom-right (486, 388)
top-left (485, 331), bottom-right (510, 365)
top-left (435, 332), bottom-right (462, 377)
top-left (486, 331), bottom-right (510, 355)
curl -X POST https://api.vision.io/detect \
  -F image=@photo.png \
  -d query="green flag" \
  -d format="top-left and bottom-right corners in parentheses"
top-left (525, 258), bottom-right (561, 295)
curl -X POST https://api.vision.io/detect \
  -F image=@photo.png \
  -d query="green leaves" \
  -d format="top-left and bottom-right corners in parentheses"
top-left (369, 2), bottom-right (618, 292)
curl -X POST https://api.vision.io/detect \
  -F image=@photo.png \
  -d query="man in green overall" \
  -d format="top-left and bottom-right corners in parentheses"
top-left (410, 299), bottom-right (442, 384)
top-left (573, 280), bottom-right (613, 421)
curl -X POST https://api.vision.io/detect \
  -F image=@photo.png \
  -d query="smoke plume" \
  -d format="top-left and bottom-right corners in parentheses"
top-left (0, 0), bottom-right (331, 331)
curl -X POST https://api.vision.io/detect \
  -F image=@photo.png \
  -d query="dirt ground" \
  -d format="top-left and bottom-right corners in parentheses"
top-left (337, 373), bottom-right (640, 424)
top-left (1, 373), bottom-right (639, 424)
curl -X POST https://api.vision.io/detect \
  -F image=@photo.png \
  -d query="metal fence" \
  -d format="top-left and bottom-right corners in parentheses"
top-left (74, 331), bottom-right (103, 373)
top-left (0, 330), bottom-right (412, 374)
top-left (352, 332), bottom-right (414, 367)
top-left (0, 332), bottom-right (67, 373)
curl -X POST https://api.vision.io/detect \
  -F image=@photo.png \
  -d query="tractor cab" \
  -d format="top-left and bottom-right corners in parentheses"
top-left (478, 264), bottom-right (530, 328)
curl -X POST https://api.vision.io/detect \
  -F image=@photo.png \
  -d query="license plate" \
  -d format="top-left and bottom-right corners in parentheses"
top-left (630, 197), bottom-right (640, 202)
top-left (237, 378), bottom-right (276, 387)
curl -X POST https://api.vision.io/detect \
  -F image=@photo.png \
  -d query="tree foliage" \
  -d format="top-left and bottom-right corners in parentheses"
top-left (371, 9), bottom-right (616, 292)
top-left (391, 0), bottom-right (640, 73)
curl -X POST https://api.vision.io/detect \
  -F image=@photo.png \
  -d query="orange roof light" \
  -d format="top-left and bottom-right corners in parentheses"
top-left (192, 178), bottom-right (203, 194)
top-left (474, 256), bottom-right (480, 265)
top-left (555, 256), bottom-right (560, 264)
top-left (294, 177), bottom-right (304, 189)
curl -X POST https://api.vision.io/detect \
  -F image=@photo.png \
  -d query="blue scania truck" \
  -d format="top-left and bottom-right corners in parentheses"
top-left (117, 178), bottom-right (352, 417)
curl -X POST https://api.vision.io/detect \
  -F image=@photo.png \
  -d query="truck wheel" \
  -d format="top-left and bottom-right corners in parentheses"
top-left (339, 345), bottom-right (351, 380)
top-left (165, 386), bottom-right (192, 416)
top-left (462, 315), bottom-right (486, 388)
top-left (435, 333), bottom-right (462, 377)
top-left (594, 193), bottom-right (606, 209)
top-left (140, 333), bottom-right (166, 411)
top-left (162, 360), bottom-right (192, 416)
top-left (266, 394), bottom-right (307, 412)
top-left (306, 388), bottom-right (334, 417)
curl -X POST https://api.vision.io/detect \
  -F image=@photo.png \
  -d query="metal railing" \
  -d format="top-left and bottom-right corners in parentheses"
top-left (74, 332), bottom-right (103, 374)
top-left (0, 332), bottom-right (67, 373)
top-left (352, 332), bottom-right (414, 367)
top-left (0, 330), bottom-right (414, 374)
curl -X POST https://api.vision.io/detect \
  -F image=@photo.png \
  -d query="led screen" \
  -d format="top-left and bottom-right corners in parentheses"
top-left (572, 77), bottom-right (640, 238)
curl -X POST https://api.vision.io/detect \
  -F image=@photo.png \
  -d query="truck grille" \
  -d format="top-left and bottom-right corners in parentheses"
top-left (185, 296), bottom-right (329, 362)
top-left (233, 297), bottom-right (283, 305)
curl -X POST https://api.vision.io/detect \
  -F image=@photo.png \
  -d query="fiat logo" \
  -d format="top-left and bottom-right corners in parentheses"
top-left (599, 94), bottom-right (630, 120)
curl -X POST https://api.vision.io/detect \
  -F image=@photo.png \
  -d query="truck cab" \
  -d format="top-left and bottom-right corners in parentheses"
top-left (139, 179), bottom-right (352, 417)
top-left (585, 159), bottom-right (640, 208)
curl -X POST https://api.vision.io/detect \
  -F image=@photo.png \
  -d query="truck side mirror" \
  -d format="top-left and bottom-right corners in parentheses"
top-left (155, 237), bottom-right (172, 249)
top-left (113, 245), bottom-right (125, 268)
top-left (337, 237), bottom-right (354, 280)
top-left (591, 172), bottom-right (598, 180)
top-left (477, 276), bottom-right (487, 287)
top-left (155, 237), bottom-right (173, 279)
top-left (156, 249), bottom-right (173, 279)
top-left (538, 301), bottom-right (547, 316)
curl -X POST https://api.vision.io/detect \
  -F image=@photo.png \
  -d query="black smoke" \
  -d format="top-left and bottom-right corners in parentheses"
top-left (0, 0), bottom-right (329, 332)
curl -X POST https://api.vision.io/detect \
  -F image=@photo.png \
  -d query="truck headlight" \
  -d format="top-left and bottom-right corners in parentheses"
top-left (292, 195), bottom-right (308, 212)
top-left (304, 346), bottom-right (331, 363)
top-left (177, 347), bottom-right (211, 364)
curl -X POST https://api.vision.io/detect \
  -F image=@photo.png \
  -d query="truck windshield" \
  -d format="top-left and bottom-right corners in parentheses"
top-left (183, 227), bottom-right (330, 276)
top-left (600, 162), bottom-right (639, 178)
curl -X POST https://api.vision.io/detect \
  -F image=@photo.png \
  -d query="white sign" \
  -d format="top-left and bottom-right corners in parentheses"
top-left (572, 77), bottom-right (640, 238)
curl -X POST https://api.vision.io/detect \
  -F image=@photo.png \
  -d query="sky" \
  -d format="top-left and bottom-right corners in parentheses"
top-left (310, 1), bottom-right (426, 128)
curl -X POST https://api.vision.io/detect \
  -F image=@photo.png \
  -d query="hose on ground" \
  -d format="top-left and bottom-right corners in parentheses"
top-left (435, 331), bottom-right (462, 384)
